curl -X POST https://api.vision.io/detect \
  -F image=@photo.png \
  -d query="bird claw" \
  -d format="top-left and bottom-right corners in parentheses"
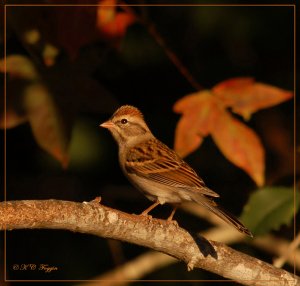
top-left (187, 256), bottom-right (198, 271)
top-left (89, 196), bottom-right (102, 204)
top-left (166, 219), bottom-right (179, 227)
top-left (140, 213), bottom-right (153, 220)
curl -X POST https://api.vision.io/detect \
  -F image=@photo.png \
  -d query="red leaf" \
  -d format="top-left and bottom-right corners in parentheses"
top-left (213, 77), bottom-right (293, 120)
top-left (173, 91), bottom-right (219, 157)
top-left (211, 107), bottom-right (265, 186)
top-left (96, 0), bottom-right (135, 39)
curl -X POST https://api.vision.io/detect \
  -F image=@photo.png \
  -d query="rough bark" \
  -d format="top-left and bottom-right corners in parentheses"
top-left (0, 200), bottom-right (299, 286)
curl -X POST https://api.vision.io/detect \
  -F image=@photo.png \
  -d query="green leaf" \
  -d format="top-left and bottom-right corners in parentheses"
top-left (240, 187), bottom-right (299, 236)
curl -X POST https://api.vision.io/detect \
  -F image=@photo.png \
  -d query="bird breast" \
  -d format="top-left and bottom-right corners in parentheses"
top-left (124, 171), bottom-right (191, 205)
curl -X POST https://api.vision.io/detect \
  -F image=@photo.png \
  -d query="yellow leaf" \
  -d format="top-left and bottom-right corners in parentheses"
top-left (0, 55), bottom-right (38, 80)
top-left (23, 83), bottom-right (69, 168)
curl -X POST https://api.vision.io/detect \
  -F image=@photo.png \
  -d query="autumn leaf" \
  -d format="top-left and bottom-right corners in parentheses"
top-left (174, 89), bottom-right (266, 186)
top-left (211, 107), bottom-right (265, 186)
top-left (173, 90), bottom-right (219, 157)
top-left (213, 77), bottom-right (293, 120)
top-left (96, 0), bottom-right (135, 39)
top-left (0, 55), bottom-right (37, 129)
top-left (0, 108), bottom-right (27, 129)
top-left (7, 3), bottom-right (134, 60)
top-left (9, 2), bottom-right (99, 60)
top-left (0, 55), bottom-right (38, 80)
top-left (42, 43), bottom-right (59, 67)
top-left (97, 0), bottom-right (115, 24)
top-left (0, 54), bottom-right (70, 167)
top-left (23, 83), bottom-right (69, 168)
top-left (174, 78), bottom-right (293, 186)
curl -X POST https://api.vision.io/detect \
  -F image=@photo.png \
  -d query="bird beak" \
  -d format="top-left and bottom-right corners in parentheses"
top-left (99, 120), bottom-right (114, 129)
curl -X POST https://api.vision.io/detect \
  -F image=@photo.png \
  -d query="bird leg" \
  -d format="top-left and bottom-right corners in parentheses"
top-left (141, 200), bottom-right (160, 216)
top-left (167, 205), bottom-right (178, 222)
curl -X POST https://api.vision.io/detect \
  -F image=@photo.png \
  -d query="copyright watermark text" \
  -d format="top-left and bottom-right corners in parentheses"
top-left (12, 264), bottom-right (58, 273)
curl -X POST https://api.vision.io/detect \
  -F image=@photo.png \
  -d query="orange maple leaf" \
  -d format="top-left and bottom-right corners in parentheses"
top-left (173, 91), bottom-right (219, 157)
top-left (173, 78), bottom-right (292, 186)
top-left (211, 106), bottom-right (265, 186)
top-left (213, 77), bottom-right (293, 120)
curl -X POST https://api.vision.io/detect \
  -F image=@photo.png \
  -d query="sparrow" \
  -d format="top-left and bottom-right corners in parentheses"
top-left (100, 105), bottom-right (252, 237)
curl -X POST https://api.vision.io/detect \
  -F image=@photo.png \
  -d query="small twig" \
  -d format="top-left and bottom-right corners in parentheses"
top-left (273, 231), bottom-right (300, 268)
top-left (107, 239), bottom-right (126, 266)
top-left (119, 3), bottom-right (203, 91)
top-left (77, 251), bottom-right (175, 286)
top-left (255, 235), bottom-right (300, 270)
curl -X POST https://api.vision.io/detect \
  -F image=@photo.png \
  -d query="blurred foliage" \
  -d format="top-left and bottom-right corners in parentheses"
top-left (241, 187), bottom-right (299, 236)
top-left (1, 2), bottom-right (297, 283)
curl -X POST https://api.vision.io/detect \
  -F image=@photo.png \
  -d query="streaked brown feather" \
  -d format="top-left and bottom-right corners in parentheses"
top-left (125, 138), bottom-right (219, 197)
top-left (192, 195), bottom-right (253, 237)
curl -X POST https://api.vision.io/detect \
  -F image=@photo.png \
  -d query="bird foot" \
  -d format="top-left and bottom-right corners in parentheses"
top-left (89, 196), bottom-right (102, 204)
top-left (140, 213), bottom-right (153, 220)
top-left (166, 219), bottom-right (179, 227)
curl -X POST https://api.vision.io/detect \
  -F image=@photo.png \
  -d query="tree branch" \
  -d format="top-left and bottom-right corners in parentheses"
top-left (181, 201), bottom-right (300, 269)
top-left (0, 200), bottom-right (299, 286)
top-left (79, 226), bottom-right (241, 286)
top-left (82, 227), bottom-right (300, 285)
top-left (120, 3), bottom-right (203, 91)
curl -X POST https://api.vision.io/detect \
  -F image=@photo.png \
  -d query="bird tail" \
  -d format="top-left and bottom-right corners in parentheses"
top-left (192, 195), bottom-right (253, 237)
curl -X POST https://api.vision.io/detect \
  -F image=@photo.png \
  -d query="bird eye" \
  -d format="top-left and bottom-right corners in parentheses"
top-left (121, 118), bottom-right (128, 124)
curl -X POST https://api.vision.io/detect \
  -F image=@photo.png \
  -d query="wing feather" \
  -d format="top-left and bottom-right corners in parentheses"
top-left (125, 139), bottom-right (219, 198)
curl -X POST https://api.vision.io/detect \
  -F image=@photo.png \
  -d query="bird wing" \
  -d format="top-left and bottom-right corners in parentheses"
top-left (125, 139), bottom-right (219, 198)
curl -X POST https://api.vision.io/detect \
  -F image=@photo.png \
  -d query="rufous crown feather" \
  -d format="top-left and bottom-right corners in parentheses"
top-left (112, 105), bottom-right (144, 119)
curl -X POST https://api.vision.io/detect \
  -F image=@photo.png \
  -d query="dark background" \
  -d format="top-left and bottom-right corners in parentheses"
top-left (0, 2), bottom-right (297, 285)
